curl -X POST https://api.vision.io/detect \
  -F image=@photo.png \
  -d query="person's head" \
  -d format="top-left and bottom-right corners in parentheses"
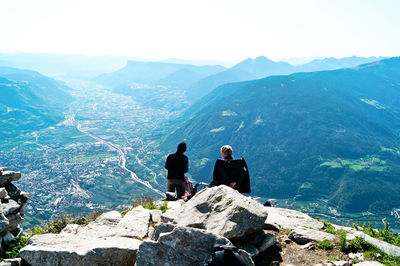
top-left (220, 145), bottom-right (233, 159)
top-left (177, 142), bottom-right (187, 153)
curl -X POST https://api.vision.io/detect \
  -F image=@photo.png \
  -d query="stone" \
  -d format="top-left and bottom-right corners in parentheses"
top-left (235, 243), bottom-right (259, 257)
top-left (4, 183), bottom-right (21, 199)
top-left (283, 238), bottom-right (292, 244)
top-left (115, 205), bottom-right (150, 239)
top-left (353, 262), bottom-right (384, 266)
top-left (2, 200), bottom-right (21, 216)
top-left (61, 224), bottom-right (80, 235)
top-left (257, 233), bottom-right (278, 253)
top-left (2, 231), bottom-right (15, 245)
top-left (263, 222), bottom-right (280, 231)
top-left (14, 192), bottom-right (29, 213)
top-left (135, 226), bottom-right (236, 266)
top-left (160, 200), bottom-right (185, 223)
top-left (171, 186), bottom-right (268, 239)
top-left (0, 167), bottom-right (7, 172)
top-left (0, 188), bottom-right (8, 199)
top-left (1, 258), bottom-right (21, 266)
top-left (161, 208), bottom-right (178, 223)
top-left (151, 222), bottom-right (176, 241)
top-left (288, 228), bottom-right (335, 245)
top-left (331, 261), bottom-right (349, 266)
top-left (0, 171), bottom-right (21, 186)
top-left (72, 210), bottom-right (123, 238)
top-left (264, 207), bottom-right (323, 230)
top-left (237, 249), bottom-right (256, 265)
top-left (20, 234), bottom-right (141, 266)
top-left (6, 213), bottom-right (24, 231)
top-left (301, 242), bottom-right (316, 250)
top-left (244, 229), bottom-right (266, 245)
top-left (0, 210), bottom-right (10, 231)
top-left (349, 253), bottom-right (364, 261)
top-left (347, 231), bottom-right (400, 256)
top-left (149, 209), bottom-right (162, 224)
top-left (167, 199), bottom-right (185, 210)
top-left (94, 210), bottom-right (121, 225)
top-left (147, 226), bottom-right (154, 239)
top-left (11, 227), bottom-right (23, 238)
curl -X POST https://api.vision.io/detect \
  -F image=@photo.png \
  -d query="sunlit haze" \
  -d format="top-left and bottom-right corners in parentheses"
top-left (1, 0), bottom-right (400, 62)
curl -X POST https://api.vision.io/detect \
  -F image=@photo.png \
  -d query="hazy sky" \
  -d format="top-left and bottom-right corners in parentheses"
top-left (1, 0), bottom-right (399, 61)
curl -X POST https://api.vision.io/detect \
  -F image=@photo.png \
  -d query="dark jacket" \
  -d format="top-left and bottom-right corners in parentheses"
top-left (165, 152), bottom-right (188, 181)
top-left (212, 157), bottom-right (251, 194)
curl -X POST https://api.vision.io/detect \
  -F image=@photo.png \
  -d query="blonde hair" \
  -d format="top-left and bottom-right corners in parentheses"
top-left (220, 145), bottom-right (233, 156)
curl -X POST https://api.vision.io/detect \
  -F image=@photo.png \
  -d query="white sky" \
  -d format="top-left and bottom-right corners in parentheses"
top-left (0, 0), bottom-right (399, 61)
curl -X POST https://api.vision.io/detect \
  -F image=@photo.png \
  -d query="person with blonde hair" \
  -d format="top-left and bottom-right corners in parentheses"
top-left (211, 145), bottom-right (251, 194)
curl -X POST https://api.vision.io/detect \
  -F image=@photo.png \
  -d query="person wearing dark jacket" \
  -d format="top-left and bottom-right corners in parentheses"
top-left (211, 145), bottom-right (251, 194)
top-left (165, 142), bottom-right (188, 198)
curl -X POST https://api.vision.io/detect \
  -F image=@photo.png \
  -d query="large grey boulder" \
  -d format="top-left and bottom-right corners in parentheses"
top-left (135, 226), bottom-right (248, 266)
top-left (20, 234), bottom-right (141, 266)
top-left (116, 206), bottom-right (151, 239)
top-left (264, 207), bottom-right (323, 230)
top-left (289, 228), bottom-right (335, 245)
top-left (171, 186), bottom-right (268, 239)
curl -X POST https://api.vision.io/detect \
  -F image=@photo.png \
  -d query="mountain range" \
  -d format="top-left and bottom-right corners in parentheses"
top-left (162, 57), bottom-right (400, 214)
top-left (100, 56), bottom-right (385, 102)
top-left (0, 67), bottom-right (73, 138)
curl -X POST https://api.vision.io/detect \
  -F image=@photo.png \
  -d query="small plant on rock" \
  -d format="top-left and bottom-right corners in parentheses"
top-left (327, 256), bottom-right (340, 261)
top-left (316, 240), bottom-right (334, 250)
top-left (2, 236), bottom-right (28, 259)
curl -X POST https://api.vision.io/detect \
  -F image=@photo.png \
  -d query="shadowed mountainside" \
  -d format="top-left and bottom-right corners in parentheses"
top-left (162, 57), bottom-right (400, 214)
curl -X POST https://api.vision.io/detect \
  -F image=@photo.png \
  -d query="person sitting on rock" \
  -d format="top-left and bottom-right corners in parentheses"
top-left (211, 145), bottom-right (251, 194)
top-left (165, 142), bottom-right (188, 199)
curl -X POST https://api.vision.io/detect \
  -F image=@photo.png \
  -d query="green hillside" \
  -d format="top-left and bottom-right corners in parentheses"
top-left (0, 67), bottom-right (73, 138)
top-left (162, 57), bottom-right (400, 214)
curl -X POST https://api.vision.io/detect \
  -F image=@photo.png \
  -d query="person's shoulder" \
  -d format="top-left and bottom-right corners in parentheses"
top-left (167, 152), bottom-right (176, 158)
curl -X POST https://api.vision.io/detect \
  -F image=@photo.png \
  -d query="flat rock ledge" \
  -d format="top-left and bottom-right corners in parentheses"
top-left (20, 234), bottom-right (141, 266)
top-left (20, 207), bottom-right (148, 266)
top-left (264, 207), bottom-right (323, 231)
top-left (288, 228), bottom-right (335, 245)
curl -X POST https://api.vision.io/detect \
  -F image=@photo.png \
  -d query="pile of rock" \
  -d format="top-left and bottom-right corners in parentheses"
top-left (0, 167), bottom-right (29, 250)
top-left (20, 186), bottom-right (273, 265)
top-left (137, 185), bottom-right (274, 265)
top-left (18, 184), bottom-right (400, 265)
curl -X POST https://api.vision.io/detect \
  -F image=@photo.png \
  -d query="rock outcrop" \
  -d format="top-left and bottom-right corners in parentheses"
top-left (264, 207), bottom-right (323, 231)
top-left (0, 167), bottom-right (29, 248)
top-left (20, 209), bottom-right (142, 266)
top-left (17, 183), bottom-right (400, 265)
top-left (164, 185), bottom-right (268, 239)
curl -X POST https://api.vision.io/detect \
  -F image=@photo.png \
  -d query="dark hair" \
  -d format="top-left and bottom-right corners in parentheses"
top-left (177, 142), bottom-right (187, 153)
